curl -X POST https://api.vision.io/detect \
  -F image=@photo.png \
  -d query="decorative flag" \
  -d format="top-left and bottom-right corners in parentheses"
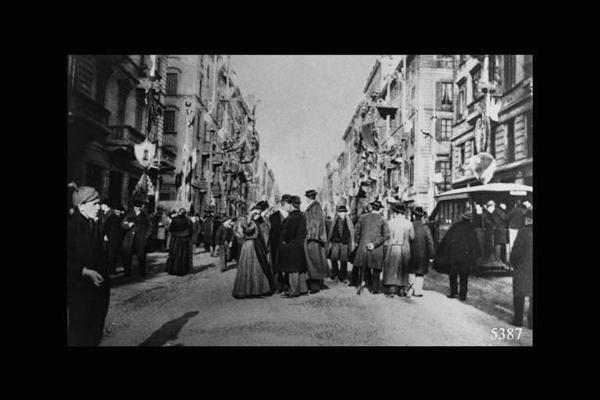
top-left (469, 152), bottom-right (497, 184)
top-left (134, 139), bottom-right (157, 169)
top-left (149, 55), bottom-right (157, 78)
top-left (485, 95), bottom-right (501, 122)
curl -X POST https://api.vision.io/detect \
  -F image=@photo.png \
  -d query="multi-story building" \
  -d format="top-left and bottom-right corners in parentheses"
top-left (67, 55), bottom-right (169, 211)
top-left (451, 55), bottom-right (533, 188)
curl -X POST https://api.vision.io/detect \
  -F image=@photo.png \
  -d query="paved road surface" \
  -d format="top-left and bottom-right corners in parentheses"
top-left (101, 251), bottom-right (532, 346)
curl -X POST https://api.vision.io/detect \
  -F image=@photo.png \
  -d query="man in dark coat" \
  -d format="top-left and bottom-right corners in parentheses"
top-left (67, 186), bottom-right (110, 346)
top-left (484, 200), bottom-right (508, 263)
top-left (303, 189), bottom-right (330, 293)
top-left (353, 200), bottom-right (391, 294)
top-left (408, 206), bottom-right (435, 297)
top-left (506, 201), bottom-right (526, 259)
top-left (215, 218), bottom-right (235, 272)
top-left (510, 209), bottom-right (533, 328)
top-left (121, 200), bottom-right (152, 277)
top-left (327, 205), bottom-right (355, 283)
top-left (103, 204), bottom-right (125, 275)
top-left (269, 194), bottom-right (291, 293)
top-left (278, 196), bottom-right (308, 297)
top-left (434, 211), bottom-right (481, 301)
top-left (201, 210), bottom-right (216, 256)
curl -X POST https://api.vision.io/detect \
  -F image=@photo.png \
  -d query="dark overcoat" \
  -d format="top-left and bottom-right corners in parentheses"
top-left (121, 210), bottom-right (151, 254)
top-left (326, 214), bottom-right (355, 262)
top-left (269, 210), bottom-right (285, 270)
top-left (409, 220), bottom-right (435, 275)
top-left (201, 217), bottom-right (215, 245)
top-left (103, 212), bottom-right (125, 264)
top-left (304, 201), bottom-right (329, 279)
top-left (353, 212), bottom-right (391, 270)
top-left (509, 224), bottom-right (532, 297)
top-left (434, 219), bottom-right (481, 275)
top-left (277, 210), bottom-right (307, 273)
top-left (68, 209), bottom-right (110, 293)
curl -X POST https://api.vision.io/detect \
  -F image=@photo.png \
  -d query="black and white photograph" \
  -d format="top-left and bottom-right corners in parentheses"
top-left (66, 54), bottom-right (533, 346)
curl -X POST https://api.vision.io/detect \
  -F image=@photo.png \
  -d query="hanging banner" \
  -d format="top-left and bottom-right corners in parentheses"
top-left (134, 139), bottom-right (157, 169)
top-left (474, 116), bottom-right (489, 154)
top-left (469, 152), bottom-right (497, 184)
top-left (360, 122), bottom-right (378, 151)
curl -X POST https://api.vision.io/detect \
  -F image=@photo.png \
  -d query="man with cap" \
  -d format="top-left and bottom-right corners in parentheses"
top-left (270, 194), bottom-right (291, 293)
top-left (303, 189), bottom-right (330, 293)
top-left (215, 217), bottom-right (236, 272)
top-left (326, 205), bottom-right (355, 283)
top-left (278, 195), bottom-right (309, 297)
top-left (433, 210), bottom-right (481, 301)
top-left (408, 206), bottom-right (435, 297)
top-left (121, 199), bottom-right (152, 277)
top-left (353, 200), bottom-right (391, 294)
top-left (383, 202), bottom-right (414, 297)
top-left (67, 186), bottom-right (111, 346)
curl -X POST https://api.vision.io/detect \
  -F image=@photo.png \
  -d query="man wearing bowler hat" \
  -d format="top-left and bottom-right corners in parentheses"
top-left (270, 194), bottom-right (291, 293)
top-left (353, 200), bottom-right (390, 294)
top-left (121, 199), bottom-right (152, 277)
top-left (278, 195), bottom-right (309, 297)
top-left (67, 185), bottom-right (111, 346)
top-left (303, 189), bottom-right (330, 293)
top-left (327, 205), bottom-right (354, 283)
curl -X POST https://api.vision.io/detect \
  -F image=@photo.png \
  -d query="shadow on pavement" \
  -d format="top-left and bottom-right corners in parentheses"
top-left (139, 311), bottom-right (199, 346)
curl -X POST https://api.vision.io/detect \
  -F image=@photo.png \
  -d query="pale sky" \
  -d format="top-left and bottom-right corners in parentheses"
top-left (231, 55), bottom-right (378, 199)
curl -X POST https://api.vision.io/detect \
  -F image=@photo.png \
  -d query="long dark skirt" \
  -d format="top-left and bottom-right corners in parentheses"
top-left (232, 240), bottom-right (272, 298)
top-left (166, 236), bottom-right (193, 276)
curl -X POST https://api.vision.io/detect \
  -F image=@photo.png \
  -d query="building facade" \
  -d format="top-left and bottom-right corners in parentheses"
top-left (67, 55), bottom-right (169, 211)
top-left (451, 55), bottom-right (533, 188)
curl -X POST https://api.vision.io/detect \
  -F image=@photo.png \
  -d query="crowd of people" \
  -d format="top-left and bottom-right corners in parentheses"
top-left (67, 182), bottom-right (533, 346)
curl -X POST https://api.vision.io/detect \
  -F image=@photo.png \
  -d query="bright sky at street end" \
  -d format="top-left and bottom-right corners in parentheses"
top-left (231, 55), bottom-right (378, 200)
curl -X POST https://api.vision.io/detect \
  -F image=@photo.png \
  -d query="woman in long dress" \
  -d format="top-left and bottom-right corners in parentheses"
top-left (232, 208), bottom-right (274, 299)
top-left (166, 208), bottom-right (193, 276)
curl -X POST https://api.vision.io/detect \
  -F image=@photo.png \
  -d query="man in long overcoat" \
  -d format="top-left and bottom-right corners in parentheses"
top-left (67, 186), bottom-right (110, 346)
top-left (201, 210), bottom-right (215, 256)
top-left (278, 196), bottom-right (308, 297)
top-left (509, 209), bottom-right (533, 328)
top-left (269, 194), bottom-right (291, 293)
top-left (121, 200), bottom-right (152, 277)
top-left (434, 211), bottom-right (481, 301)
top-left (327, 205), bottom-right (355, 283)
top-left (354, 200), bottom-right (391, 294)
top-left (408, 206), bottom-right (435, 297)
top-left (303, 189), bottom-right (330, 293)
top-left (103, 204), bottom-right (125, 275)
top-left (383, 202), bottom-right (414, 297)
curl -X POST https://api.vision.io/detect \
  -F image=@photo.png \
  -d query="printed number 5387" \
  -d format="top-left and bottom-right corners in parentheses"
top-left (491, 327), bottom-right (522, 340)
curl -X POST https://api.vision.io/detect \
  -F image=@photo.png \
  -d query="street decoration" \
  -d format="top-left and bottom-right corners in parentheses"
top-left (469, 152), bottom-right (497, 184)
top-left (134, 140), bottom-right (157, 169)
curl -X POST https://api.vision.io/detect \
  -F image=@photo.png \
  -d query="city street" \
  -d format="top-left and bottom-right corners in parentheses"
top-left (101, 251), bottom-right (532, 346)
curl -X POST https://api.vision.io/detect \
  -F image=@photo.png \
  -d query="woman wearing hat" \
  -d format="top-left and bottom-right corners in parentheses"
top-left (383, 202), bottom-right (414, 297)
top-left (232, 206), bottom-right (274, 299)
top-left (408, 206), bottom-right (435, 297)
top-left (166, 208), bottom-right (194, 276)
top-left (67, 186), bottom-right (110, 346)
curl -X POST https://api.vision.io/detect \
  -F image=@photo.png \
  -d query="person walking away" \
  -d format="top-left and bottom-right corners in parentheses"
top-left (408, 206), bottom-right (435, 297)
top-left (383, 203), bottom-right (414, 297)
top-left (353, 201), bottom-right (391, 294)
top-left (215, 218), bottom-right (235, 272)
top-left (269, 194), bottom-right (290, 293)
top-left (232, 207), bottom-right (274, 298)
top-left (190, 212), bottom-right (201, 253)
top-left (201, 210), bottom-right (216, 256)
top-left (166, 208), bottom-right (194, 276)
top-left (510, 209), bottom-right (533, 328)
top-left (103, 204), bottom-right (125, 275)
top-left (156, 209), bottom-right (170, 252)
top-left (327, 205), bottom-right (354, 284)
top-left (433, 211), bottom-right (481, 301)
top-left (506, 200), bottom-right (526, 260)
top-left (303, 189), bottom-right (330, 293)
top-left (121, 200), bottom-right (152, 277)
top-left (278, 196), bottom-right (309, 297)
top-left (67, 186), bottom-right (110, 346)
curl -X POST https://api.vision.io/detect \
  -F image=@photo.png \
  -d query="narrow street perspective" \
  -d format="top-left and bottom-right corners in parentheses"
top-left (67, 55), bottom-right (533, 347)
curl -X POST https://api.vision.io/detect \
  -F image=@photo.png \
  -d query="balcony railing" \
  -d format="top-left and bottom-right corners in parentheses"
top-left (68, 90), bottom-right (111, 128)
top-left (212, 153), bottom-right (223, 165)
top-left (108, 125), bottom-right (146, 143)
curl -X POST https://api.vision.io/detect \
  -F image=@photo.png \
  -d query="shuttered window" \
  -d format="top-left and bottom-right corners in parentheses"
top-left (504, 55), bottom-right (516, 90)
top-left (166, 73), bottom-right (178, 95)
top-left (74, 55), bottom-right (95, 97)
top-left (95, 71), bottom-right (108, 106)
top-left (135, 90), bottom-right (145, 131)
top-left (164, 110), bottom-right (176, 133)
top-left (435, 160), bottom-right (451, 192)
top-left (409, 156), bottom-right (414, 186)
top-left (117, 86), bottom-right (128, 126)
